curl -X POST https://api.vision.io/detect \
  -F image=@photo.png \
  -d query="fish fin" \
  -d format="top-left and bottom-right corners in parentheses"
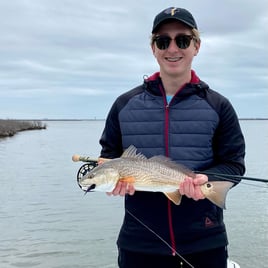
top-left (203, 181), bottom-right (234, 209)
top-left (121, 145), bottom-right (147, 160)
top-left (119, 176), bottom-right (136, 184)
top-left (164, 191), bottom-right (182, 205)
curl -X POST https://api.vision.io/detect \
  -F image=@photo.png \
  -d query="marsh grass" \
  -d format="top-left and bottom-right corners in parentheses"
top-left (0, 119), bottom-right (46, 138)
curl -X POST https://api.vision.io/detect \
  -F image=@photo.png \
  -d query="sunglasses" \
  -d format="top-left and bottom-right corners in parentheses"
top-left (153, 34), bottom-right (194, 50)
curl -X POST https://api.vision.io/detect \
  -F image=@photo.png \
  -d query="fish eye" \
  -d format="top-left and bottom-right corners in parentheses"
top-left (206, 183), bottom-right (212, 188)
top-left (88, 173), bottom-right (95, 179)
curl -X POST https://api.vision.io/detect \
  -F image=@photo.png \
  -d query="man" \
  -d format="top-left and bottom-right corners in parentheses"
top-left (99, 7), bottom-right (245, 268)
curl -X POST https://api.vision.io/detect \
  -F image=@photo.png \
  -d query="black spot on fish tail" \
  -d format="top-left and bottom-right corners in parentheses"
top-left (204, 181), bottom-right (234, 209)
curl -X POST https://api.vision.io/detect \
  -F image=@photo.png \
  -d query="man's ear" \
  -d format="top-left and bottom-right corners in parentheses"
top-left (151, 43), bottom-right (156, 56)
top-left (194, 40), bottom-right (201, 56)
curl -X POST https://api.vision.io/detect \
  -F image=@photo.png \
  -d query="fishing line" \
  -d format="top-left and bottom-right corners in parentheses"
top-left (126, 208), bottom-right (195, 268)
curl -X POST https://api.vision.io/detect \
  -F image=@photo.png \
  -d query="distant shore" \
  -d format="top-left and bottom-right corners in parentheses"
top-left (0, 117), bottom-right (267, 138)
top-left (0, 120), bottom-right (46, 138)
top-left (20, 118), bottom-right (268, 121)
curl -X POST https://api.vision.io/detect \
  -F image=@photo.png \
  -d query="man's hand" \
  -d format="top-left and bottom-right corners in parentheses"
top-left (179, 174), bottom-right (208, 201)
top-left (106, 181), bottom-right (135, 196)
top-left (98, 158), bottom-right (136, 196)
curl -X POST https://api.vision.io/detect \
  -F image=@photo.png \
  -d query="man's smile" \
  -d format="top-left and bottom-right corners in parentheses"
top-left (165, 56), bottom-right (182, 62)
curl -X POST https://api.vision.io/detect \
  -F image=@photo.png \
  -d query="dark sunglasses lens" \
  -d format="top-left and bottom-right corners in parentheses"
top-left (154, 35), bottom-right (193, 50)
top-left (175, 35), bottom-right (192, 49)
top-left (155, 37), bottom-right (171, 50)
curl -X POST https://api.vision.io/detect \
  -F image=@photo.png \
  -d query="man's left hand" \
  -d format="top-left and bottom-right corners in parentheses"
top-left (179, 174), bottom-right (208, 201)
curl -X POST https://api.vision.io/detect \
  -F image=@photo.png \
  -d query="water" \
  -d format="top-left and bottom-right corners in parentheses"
top-left (0, 120), bottom-right (267, 268)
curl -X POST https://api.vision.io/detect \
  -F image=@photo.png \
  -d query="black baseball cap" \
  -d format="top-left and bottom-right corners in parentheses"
top-left (152, 7), bottom-right (198, 33)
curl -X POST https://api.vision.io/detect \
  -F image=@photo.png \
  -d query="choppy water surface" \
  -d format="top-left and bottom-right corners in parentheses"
top-left (0, 120), bottom-right (267, 268)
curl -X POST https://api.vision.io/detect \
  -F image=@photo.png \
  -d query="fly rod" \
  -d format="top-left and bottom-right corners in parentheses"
top-left (196, 171), bottom-right (268, 183)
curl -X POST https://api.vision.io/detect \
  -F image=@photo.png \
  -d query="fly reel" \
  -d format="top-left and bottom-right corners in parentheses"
top-left (76, 160), bottom-right (98, 190)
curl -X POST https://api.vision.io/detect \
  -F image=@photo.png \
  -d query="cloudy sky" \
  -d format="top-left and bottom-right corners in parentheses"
top-left (0, 0), bottom-right (267, 119)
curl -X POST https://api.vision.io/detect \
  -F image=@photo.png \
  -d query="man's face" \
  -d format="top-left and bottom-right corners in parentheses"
top-left (152, 21), bottom-right (200, 78)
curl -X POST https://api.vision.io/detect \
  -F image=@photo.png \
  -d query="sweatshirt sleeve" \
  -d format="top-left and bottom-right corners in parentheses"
top-left (203, 90), bottom-right (246, 184)
top-left (99, 100), bottom-right (123, 159)
top-left (99, 85), bottom-right (144, 159)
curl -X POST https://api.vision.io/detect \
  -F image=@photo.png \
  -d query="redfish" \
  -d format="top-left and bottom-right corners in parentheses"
top-left (78, 145), bottom-right (233, 208)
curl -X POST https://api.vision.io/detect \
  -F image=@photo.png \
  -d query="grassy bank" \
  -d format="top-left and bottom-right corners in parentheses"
top-left (0, 120), bottom-right (46, 138)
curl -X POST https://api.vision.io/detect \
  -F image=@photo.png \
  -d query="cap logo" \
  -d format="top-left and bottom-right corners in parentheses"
top-left (164, 7), bottom-right (179, 16)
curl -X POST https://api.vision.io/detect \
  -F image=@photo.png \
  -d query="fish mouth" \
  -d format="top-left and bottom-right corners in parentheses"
top-left (82, 184), bottom-right (96, 193)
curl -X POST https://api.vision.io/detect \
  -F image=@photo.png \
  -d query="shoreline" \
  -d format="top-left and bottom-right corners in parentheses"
top-left (0, 118), bottom-right (267, 139)
top-left (0, 119), bottom-right (47, 138)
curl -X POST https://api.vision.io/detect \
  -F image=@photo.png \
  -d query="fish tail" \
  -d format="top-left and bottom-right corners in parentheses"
top-left (203, 181), bottom-right (234, 209)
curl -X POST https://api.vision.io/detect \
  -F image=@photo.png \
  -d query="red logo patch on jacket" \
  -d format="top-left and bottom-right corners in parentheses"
top-left (205, 217), bottom-right (214, 227)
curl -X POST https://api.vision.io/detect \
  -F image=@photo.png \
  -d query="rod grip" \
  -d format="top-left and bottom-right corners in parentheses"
top-left (72, 154), bottom-right (98, 163)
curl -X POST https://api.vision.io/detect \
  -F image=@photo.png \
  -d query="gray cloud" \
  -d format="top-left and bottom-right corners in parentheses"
top-left (0, 0), bottom-right (267, 119)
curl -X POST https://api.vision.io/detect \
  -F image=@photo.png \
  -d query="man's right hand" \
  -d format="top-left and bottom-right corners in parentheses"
top-left (98, 157), bottom-right (136, 196)
top-left (106, 181), bottom-right (135, 196)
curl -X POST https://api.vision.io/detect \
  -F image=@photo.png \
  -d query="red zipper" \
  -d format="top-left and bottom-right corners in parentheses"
top-left (162, 90), bottom-right (176, 256)
top-left (157, 71), bottom-right (200, 255)
top-left (168, 199), bottom-right (176, 256)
